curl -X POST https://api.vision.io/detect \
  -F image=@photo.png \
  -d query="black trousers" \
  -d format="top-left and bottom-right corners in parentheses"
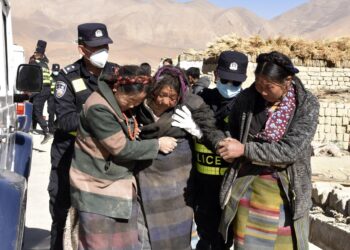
top-left (194, 173), bottom-right (231, 250)
top-left (32, 85), bottom-right (51, 133)
top-left (47, 94), bottom-right (55, 133)
top-left (48, 161), bottom-right (71, 250)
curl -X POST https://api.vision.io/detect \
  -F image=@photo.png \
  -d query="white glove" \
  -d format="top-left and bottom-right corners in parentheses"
top-left (171, 106), bottom-right (203, 139)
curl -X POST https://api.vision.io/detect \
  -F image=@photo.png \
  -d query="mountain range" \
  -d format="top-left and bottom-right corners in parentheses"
top-left (11, 0), bottom-right (350, 67)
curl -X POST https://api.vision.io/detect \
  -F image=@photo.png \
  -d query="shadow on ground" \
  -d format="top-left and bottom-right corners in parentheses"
top-left (23, 227), bottom-right (50, 250)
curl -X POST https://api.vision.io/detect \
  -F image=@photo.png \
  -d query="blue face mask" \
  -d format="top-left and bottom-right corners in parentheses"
top-left (216, 80), bottom-right (241, 98)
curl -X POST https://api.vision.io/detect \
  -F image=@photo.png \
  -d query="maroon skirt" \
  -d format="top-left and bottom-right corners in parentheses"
top-left (78, 190), bottom-right (144, 250)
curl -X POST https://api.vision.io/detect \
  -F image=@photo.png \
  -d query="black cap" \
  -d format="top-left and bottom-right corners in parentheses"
top-left (78, 23), bottom-right (113, 47)
top-left (52, 63), bottom-right (60, 71)
top-left (35, 40), bottom-right (47, 54)
top-left (217, 51), bottom-right (248, 82)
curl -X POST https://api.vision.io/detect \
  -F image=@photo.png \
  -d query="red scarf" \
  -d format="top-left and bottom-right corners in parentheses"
top-left (256, 84), bottom-right (296, 142)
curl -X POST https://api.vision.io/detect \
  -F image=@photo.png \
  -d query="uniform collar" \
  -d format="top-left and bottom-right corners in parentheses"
top-left (80, 59), bottom-right (95, 77)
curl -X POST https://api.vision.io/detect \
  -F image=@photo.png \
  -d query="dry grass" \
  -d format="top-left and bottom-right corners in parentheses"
top-left (184, 34), bottom-right (350, 67)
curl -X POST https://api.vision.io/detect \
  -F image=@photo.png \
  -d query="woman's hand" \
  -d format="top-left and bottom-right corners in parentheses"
top-left (217, 138), bottom-right (244, 162)
top-left (158, 136), bottom-right (177, 154)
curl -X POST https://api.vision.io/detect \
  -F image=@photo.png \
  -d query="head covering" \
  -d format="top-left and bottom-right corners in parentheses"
top-left (35, 40), bottom-right (47, 54)
top-left (217, 51), bottom-right (248, 82)
top-left (78, 23), bottom-right (113, 47)
top-left (154, 66), bottom-right (189, 100)
top-left (52, 63), bottom-right (60, 71)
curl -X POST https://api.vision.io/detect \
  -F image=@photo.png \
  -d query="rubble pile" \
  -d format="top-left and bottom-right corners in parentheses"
top-left (310, 182), bottom-right (350, 250)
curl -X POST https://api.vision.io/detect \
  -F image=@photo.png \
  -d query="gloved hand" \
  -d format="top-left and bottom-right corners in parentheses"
top-left (171, 105), bottom-right (203, 138)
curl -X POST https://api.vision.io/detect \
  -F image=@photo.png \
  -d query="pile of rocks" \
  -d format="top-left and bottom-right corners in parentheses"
top-left (310, 182), bottom-right (350, 250)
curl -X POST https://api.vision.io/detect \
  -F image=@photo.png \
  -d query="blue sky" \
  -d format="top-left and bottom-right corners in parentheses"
top-left (177, 0), bottom-right (308, 19)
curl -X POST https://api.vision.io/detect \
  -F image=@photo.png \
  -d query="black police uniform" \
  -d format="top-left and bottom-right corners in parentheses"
top-left (29, 58), bottom-right (52, 134)
top-left (47, 76), bottom-right (56, 134)
top-left (47, 64), bottom-right (60, 134)
top-left (194, 88), bottom-right (235, 250)
top-left (193, 50), bottom-right (248, 250)
top-left (48, 59), bottom-right (116, 250)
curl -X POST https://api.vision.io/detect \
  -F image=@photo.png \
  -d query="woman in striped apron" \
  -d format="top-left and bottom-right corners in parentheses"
top-left (218, 51), bottom-right (319, 250)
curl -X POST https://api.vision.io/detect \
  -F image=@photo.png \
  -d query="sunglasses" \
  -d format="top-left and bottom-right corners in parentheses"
top-left (220, 79), bottom-right (242, 86)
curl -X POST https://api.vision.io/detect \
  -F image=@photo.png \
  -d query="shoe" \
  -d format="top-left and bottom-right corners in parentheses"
top-left (41, 133), bottom-right (53, 144)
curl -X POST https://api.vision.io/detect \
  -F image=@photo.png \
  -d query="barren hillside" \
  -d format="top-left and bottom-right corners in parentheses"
top-left (271, 0), bottom-right (350, 39)
top-left (10, 0), bottom-right (273, 66)
top-left (10, 0), bottom-right (350, 67)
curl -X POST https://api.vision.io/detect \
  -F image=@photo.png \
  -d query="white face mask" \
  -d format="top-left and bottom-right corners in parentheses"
top-left (216, 80), bottom-right (241, 99)
top-left (88, 48), bottom-right (109, 68)
top-left (52, 71), bottom-right (59, 76)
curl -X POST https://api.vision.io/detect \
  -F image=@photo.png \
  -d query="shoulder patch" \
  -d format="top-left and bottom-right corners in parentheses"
top-left (55, 81), bottom-right (67, 98)
top-left (62, 64), bottom-right (78, 75)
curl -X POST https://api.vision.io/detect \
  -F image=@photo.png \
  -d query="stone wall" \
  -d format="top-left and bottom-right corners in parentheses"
top-left (315, 101), bottom-right (350, 150)
top-left (245, 63), bottom-right (350, 91)
top-left (178, 55), bottom-right (350, 150)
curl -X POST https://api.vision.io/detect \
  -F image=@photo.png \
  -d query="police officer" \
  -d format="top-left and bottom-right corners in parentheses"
top-left (47, 63), bottom-right (60, 134)
top-left (29, 40), bottom-right (53, 144)
top-left (48, 23), bottom-right (116, 250)
top-left (195, 51), bottom-right (248, 250)
top-left (173, 51), bottom-right (248, 249)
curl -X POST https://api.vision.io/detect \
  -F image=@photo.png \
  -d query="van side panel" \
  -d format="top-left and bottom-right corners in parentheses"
top-left (0, 169), bottom-right (27, 250)
top-left (14, 131), bottom-right (32, 179)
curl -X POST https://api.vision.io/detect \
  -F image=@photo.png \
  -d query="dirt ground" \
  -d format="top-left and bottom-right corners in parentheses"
top-left (311, 156), bottom-right (350, 184)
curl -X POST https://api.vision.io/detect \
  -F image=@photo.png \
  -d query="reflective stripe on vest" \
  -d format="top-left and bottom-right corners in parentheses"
top-left (69, 131), bottom-right (77, 136)
top-left (194, 139), bottom-right (229, 176)
top-left (42, 67), bottom-right (51, 85)
top-left (50, 78), bottom-right (56, 95)
top-left (196, 163), bottom-right (228, 176)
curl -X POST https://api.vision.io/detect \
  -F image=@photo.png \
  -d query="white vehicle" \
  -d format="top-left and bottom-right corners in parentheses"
top-left (0, 0), bottom-right (42, 249)
top-left (12, 44), bottom-right (25, 94)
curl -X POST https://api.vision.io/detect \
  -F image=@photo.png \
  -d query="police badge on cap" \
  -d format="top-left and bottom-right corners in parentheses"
top-left (95, 29), bottom-right (103, 37)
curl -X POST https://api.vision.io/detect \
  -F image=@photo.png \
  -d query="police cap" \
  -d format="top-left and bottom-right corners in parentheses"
top-left (217, 51), bottom-right (248, 83)
top-left (78, 23), bottom-right (113, 47)
top-left (35, 40), bottom-right (47, 54)
top-left (52, 63), bottom-right (60, 71)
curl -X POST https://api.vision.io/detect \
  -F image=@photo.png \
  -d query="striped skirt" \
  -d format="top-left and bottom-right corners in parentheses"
top-left (233, 174), bottom-right (294, 250)
top-left (137, 139), bottom-right (193, 250)
top-left (77, 190), bottom-right (147, 250)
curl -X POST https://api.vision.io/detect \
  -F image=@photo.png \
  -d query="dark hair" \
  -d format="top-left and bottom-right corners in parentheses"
top-left (140, 62), bottom-right (152, 76)
top-left (101, 65), bottom-right (153, 94)
top-left (255, 51), bottom-right (299, 84)
top-left (153, 66), bottom-right (189, 102)
top-left (163, 58), bottom-right (173, 66)
top-left (186, 67), bottom-right (200, 79)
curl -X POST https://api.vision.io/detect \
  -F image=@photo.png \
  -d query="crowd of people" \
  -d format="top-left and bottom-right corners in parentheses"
top-left (31, 22), bottom-right (319, 250)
